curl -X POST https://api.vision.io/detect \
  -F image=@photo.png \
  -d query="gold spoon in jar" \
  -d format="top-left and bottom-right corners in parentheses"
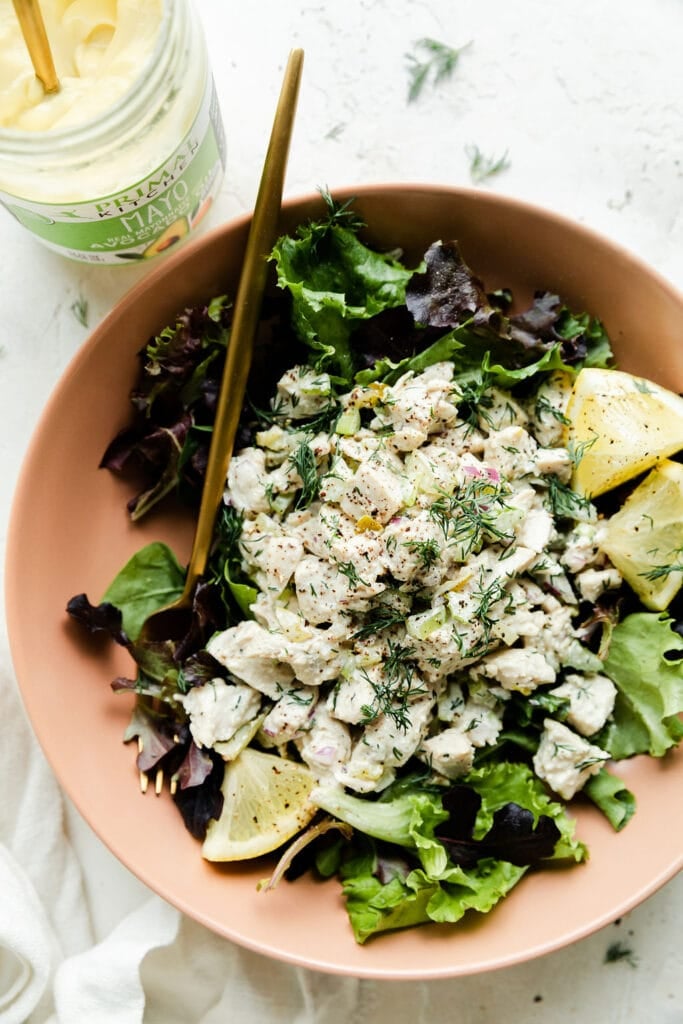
top-left (136, 47), bottom-right (304, 644)
top-left (12, 0), bottom-right (60, 94)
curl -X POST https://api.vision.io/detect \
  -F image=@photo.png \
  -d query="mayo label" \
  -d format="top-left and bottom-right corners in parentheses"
top-left (0, 80), bottom-right (226, 264)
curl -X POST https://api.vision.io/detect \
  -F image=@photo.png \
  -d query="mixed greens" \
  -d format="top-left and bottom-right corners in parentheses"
top-left (68, 195), bottom-right (683, 943)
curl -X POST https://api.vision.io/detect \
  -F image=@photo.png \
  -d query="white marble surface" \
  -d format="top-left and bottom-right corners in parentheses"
top-left (1, 0), bottom-right (682, 1020)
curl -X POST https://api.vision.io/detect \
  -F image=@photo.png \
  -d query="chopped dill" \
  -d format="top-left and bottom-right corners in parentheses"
top-left (545, 474), bottom-right (593, 519)
top-left (70, 295), bottom-right (89, 327)
top-left (471, 571), bottom-right (510, 643)
top-left (405, 38), bottom-right (471, 103)
top-left (285, 688), bottom-right (315, 706)
top-left (404, 538), bottom-right (441, 570)
top-left (641, 560), bottom-right (683, 582)
top-left (428, 477), bottom-right (514, 554)
top-left (288, 439), bottom-right (321, 509)
top-left (534, 394), bottom-right (571, 426)
top-left (465, 144), bottom-right (511, 184)
top-left (334, 558), bottom-right (370, 589)
top-left (568, 431), bottom-right (599, 468)
top-left (384, 639), bottom-right (418, 687)
top-left (604, 941), bottom-right (638, 968)
top-left (351, 606), bottom-right (406, 640)
top-left (455, 370), bottom-right (496, 431)
top-left (251, 395), bottom-right (341, 434)
top-left (359, 640), bottom-right (425, 731)
top-left (575, 755), bottom-right (607, 771)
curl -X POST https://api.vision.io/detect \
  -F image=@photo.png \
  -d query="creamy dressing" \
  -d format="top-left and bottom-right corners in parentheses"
top-left (0, 0), bottom-right (163, 131)
top-left (0, 0), bottom-right (226, 262)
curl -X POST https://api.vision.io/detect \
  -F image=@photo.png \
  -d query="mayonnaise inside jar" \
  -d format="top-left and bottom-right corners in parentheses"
top-left (0, 0), bottom-right (226, 263)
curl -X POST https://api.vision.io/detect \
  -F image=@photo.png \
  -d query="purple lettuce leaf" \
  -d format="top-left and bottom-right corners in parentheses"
top-left (404, 241), bottom-right (610, 370)
top-left (405, 240), bottom-right (491, 329)
top-left (172, 750), bottom-right (225, 840)
top-left (175, 741), bottom-right (215, 790)
top-left (435, 785), bottom-right (561, 868)
top-left (65, 593), bottom-right (128, 646)
top-left (99, 301), bottom-right (231, 520)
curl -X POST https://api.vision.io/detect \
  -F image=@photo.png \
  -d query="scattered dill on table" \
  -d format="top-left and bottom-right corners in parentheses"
top-left (70, 295), bottom-right (89, 327)
top-left (405, 38), bottom-right (471, 102)
top-left (604, 941), bottom-right (639, 967)
top-left (465, 144), bottom-right (511, 183)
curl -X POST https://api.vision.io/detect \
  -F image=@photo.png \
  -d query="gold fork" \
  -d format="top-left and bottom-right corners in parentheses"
top-left (137, 48), bottom-right (304, 792)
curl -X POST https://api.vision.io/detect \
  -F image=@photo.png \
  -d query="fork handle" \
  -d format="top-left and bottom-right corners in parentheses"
top-left (182, 49), bottom-right (304, 600)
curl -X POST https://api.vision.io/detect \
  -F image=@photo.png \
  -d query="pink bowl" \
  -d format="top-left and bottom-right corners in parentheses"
top-left (6, 184), bottom-right (683, 978)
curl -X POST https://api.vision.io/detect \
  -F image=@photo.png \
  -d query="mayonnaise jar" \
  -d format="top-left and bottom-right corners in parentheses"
top-left (0, 0), bottom-right (226, 262)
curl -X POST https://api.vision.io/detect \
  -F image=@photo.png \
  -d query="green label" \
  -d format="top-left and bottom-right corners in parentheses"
top-left (1, 80), bottom-right (226, 264)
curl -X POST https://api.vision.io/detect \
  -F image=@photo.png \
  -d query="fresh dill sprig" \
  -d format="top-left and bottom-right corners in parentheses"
top-left (641, 560), bottom-right (683, 582)
top-left (471, 572), bottom-right (510, 640)
top-left (604, 941), bottom-right (638, 968)
top-left (250, 394), bottom-right (341, 434)
top-left (302, 399), bottom-right (343, 434)
top-left (384, 639), bottom-right (418, 687)
top-left (455, 370), bottom-right (496, 431)
top-left (248, 395), bottom-right (288, 427)
top-left (545, 474), bottom-right (593, 520)
top-left (568, 431), bottom-right (599, 468)
top-left (351, 606), bottom-right (406, 640)
top-left (334, 558), bottom-right (370, 589)
top-left (288, 439), bottom-right (321, 510)
top-left (428, 477), bottom-right (514, 555)
top-left (315, 187), bottom-right (366, 234)
top-left (359, 640), bottom-right (425, 731)
top-left (534, 394), bottom-right (571, 426)
top-left (325, 122), bottom-right (346, 141)
top-left (208, 503), bottom-right (249, 599)
top-left (70, 295), bottom-right (89, 327)
top-left (465, 144), bottom-right (511, 184)
top-left (405, 38), bottom-right (471, 103)
top-left (404, 538), bottom-right (441, 570)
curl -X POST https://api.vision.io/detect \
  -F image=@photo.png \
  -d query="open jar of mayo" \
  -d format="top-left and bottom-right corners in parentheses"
top-left (0, 0), bottom-right (226, 263)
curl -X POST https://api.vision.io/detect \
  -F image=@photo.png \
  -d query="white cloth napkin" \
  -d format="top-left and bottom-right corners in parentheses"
top-left (0, 663), bottom-right (92, 1024)
top-left (48, 899), bottom-right (179, 1024)
top-left (0, 844), bottom-right (53, 1024)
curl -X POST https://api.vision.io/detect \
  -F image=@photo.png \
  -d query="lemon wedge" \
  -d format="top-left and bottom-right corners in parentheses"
top-left (600, 459), bottom-right (683, 611)
top-left (202, 748), bottom-right (316, 861)
top-left (565, 367), bottom-right (683, 497)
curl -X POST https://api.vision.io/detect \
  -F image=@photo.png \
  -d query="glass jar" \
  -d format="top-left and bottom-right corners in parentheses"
top-left (0, 0), bottom-right (226, 263)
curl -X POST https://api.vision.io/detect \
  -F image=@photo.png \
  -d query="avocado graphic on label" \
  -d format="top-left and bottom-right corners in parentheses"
top-left (142, 216), bottom-right (190, 258)
top-left (191, 195), bottom-right (213, 228)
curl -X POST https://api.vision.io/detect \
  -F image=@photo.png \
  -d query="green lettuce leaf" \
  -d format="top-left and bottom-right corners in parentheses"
top-left (583, 769), bottom-right (636, 831)
top-left (310, 784), bottom-right (448, 866)
top-left (354, 322), bottom-right (601, 392)
top-left (271, 219), bottom-right (414, 382)
top-left (354, 326), bottom-right (467, 386)
top-left (315, 761), bottom-right (587, 943)
top-left (464, 762), bottom-right (587, 862)
top-left (340, 850), bottom-right (526, 943)
top-left (555, 308), bottom-right (613, 369)
top-left (101, 541), bottom-right (185, 640)
top-left (599, 613), bottom-right (683, 758)
top-left (339, 849), bottom-right (437, 943)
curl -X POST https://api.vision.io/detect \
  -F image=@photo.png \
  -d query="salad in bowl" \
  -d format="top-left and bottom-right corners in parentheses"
top-left (66, 192), bottom-right (683, 945)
